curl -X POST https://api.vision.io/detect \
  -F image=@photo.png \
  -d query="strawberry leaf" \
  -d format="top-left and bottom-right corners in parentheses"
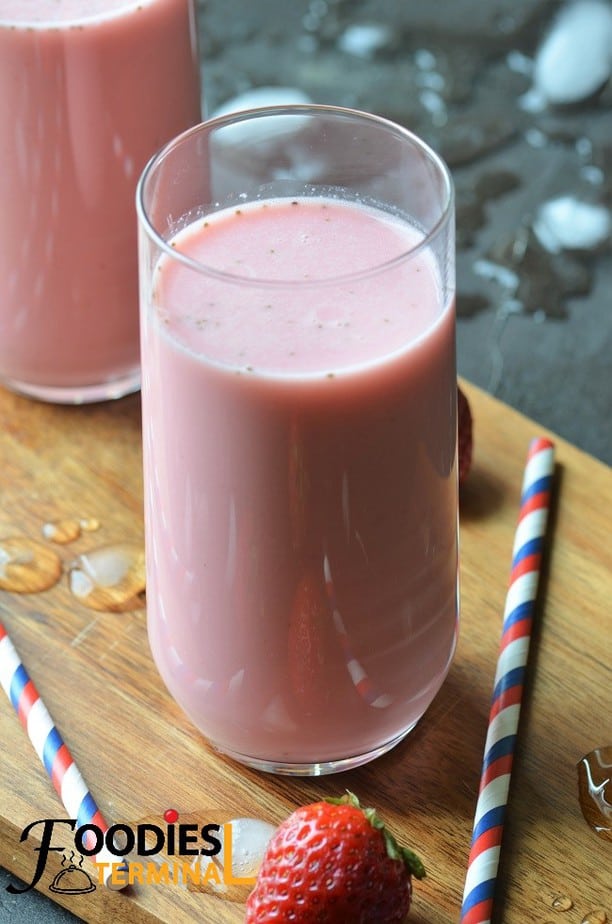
top-left (326, 791), bottom-right (426, 880)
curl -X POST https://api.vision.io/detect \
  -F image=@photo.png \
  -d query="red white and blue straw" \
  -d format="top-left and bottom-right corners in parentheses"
top-left (0, 621), bottom-right (127, 889)
top-left (460, 436), bottom-right (556, 924)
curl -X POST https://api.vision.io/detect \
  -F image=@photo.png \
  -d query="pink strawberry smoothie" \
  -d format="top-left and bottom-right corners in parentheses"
top-left (141, 196), bottom-right (458, 767)
top-left (0, 0), bottom-right (201, 399)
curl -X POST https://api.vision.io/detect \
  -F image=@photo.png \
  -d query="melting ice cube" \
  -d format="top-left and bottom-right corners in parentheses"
top-left (533, 0), bottom-right (612, 105)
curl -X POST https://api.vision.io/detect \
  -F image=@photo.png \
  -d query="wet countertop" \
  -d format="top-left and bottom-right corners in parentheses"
top-left (1, 0), bottom-right (610, 921)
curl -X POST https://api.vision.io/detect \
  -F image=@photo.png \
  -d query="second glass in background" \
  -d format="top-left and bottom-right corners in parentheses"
top-left (0, 0), bottom-right (201, 403)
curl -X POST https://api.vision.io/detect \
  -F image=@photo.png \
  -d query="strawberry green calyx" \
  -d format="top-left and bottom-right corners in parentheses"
top-left (325, 791), bottom-right (426, 880)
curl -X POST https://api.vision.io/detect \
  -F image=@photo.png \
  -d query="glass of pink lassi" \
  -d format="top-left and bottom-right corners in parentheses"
top-left (0, 0), bottom-right (201, 403)
top-left (137, 106), bottom-right (457, 775)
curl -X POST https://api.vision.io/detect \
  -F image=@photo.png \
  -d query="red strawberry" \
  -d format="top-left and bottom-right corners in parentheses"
top-left (458, 385), bottom-right (473, 485)
top-left (245, 791), bottom-right (425, 923)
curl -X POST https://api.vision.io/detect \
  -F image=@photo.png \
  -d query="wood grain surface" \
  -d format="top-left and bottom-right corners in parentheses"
top-left (0, 380), bottom-right (610, 923)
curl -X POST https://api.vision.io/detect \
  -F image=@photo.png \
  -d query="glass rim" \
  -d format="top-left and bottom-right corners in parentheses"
top-left (136, 103), bottom-right (455, 289)
top-left (0, 0), bottom-right (153, 28)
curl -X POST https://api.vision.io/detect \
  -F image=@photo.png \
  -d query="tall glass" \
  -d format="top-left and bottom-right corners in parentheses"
top-left (137, 106), bottom-right (457, 775)
top-left (0, 0), bottom-right (201, 403)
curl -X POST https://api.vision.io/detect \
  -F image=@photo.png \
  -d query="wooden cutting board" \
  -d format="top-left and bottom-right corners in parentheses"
top-left (0, 380), bottom-right (610, 924)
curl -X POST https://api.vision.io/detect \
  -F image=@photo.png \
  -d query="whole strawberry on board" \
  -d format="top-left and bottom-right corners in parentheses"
top-left (245, 791), bottom-right (425, 923)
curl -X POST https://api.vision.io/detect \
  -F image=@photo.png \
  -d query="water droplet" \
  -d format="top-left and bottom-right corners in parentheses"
top-left (336, 23), bottom-right (392, 58)
top-left (42, 519), bottom-right (82, 544)
top-left (79, 517), bottom-right (100, 533)
top-left (552, 894), bottom-right (574, 911)
top-left (577, 746), bottom-right (612, 841)
top-left (0, 537), bottom-right (62, 593)
top-left (582, 910), bottom-right (607, 924)
top-left (67, 542), bottom-right (145, 611)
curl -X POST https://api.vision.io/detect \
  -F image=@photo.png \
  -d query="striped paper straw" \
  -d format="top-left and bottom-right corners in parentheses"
top-left (460, 436), bottom-right (556, 924)
top-left (0, 621), bottom-right (127, 889)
